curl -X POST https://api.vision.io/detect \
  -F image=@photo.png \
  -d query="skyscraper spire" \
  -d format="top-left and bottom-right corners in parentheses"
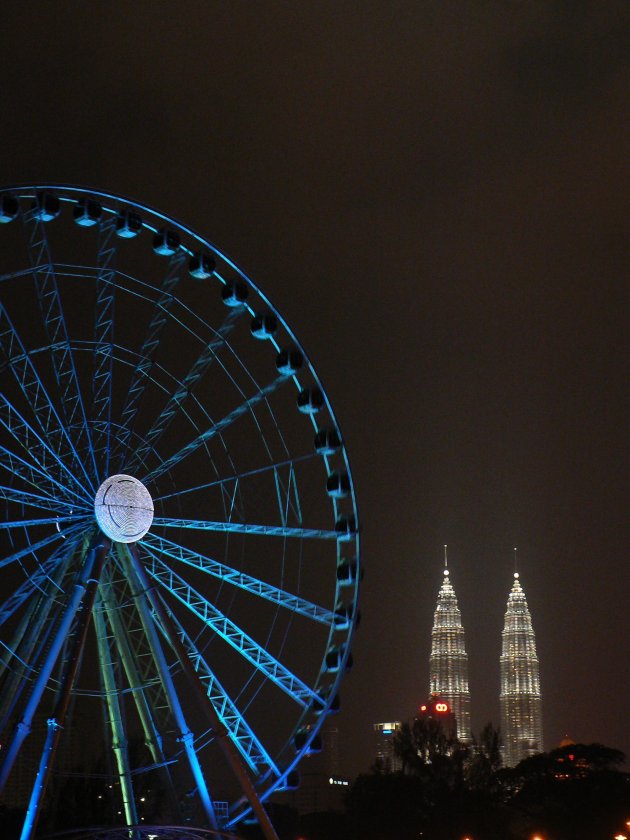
top-left (428, 548), bottom-right (472, 743)
top-left (500, 569), bottom-right (543, 766)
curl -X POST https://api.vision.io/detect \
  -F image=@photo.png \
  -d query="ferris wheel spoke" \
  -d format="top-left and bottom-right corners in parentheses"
top-left (145, 556), bottom-right (318, 708)
top-left (126, 308), bottom-right (244, 474)
top-left (152, 451), bottom-right (318, 504)
top-left (143, 374), bottom-right (288, 485)
top-left (0, 267), bottom-right (41, 284)
top-left (0, 522), bottom-right (86, 571)
top-left (0, 394), bottom-right (93, 500)
top-left (113, 250), bottom-right (187, 464)
top-left (0, 444), bottom-right (88, 508)
top-left (155, 603), bottom-right (280, 778)
top-left (0, 534), bottom-right (84, 630)
top-left (151, 516), bottom-right (339, 541)
top-left (23, 213), bottom-right (99, 484)
top-left (91, 216), bottom-right (118, 478)
top-left (143, 534), bottom-right (336, 627)
top-left (0, 310), bottom-right (95, 494)
top-left (0, 513), bottom-right (89, 531)
top-left (0, 484), bottom-right (89, 515)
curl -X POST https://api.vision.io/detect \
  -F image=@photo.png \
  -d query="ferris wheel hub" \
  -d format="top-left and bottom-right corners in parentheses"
top-left (94, 474), bottom-right (154, 543)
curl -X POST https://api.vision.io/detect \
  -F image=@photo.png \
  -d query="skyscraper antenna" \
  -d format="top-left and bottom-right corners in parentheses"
top-left (514, 547), bottom-right (518, 578)
top-left (444, 544), bottom-right (448, 569)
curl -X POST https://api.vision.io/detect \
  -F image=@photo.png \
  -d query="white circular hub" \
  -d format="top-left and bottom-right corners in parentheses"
top-left (94, 474), bottom-right (154, 543)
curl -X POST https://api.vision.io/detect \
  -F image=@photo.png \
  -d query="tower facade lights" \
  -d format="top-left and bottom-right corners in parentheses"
top-left (500, 571), bottom-right (543, 766)
top-left (428, 548), bottom-right (472, 743)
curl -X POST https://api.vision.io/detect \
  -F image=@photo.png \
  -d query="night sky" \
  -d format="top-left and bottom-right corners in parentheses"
top-left (0, 3), bottom-right (628, 778)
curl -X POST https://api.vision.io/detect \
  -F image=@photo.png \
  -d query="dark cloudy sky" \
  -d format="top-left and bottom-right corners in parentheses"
top-left (1, 2), bottom-right (628, 776)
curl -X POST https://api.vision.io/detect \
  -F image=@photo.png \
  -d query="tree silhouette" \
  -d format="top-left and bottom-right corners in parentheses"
top-left (467, 722), bottom-right (502, 791)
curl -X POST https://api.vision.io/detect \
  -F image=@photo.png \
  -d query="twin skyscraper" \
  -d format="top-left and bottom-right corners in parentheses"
top-left (429, 548), bottom-right (543, 766)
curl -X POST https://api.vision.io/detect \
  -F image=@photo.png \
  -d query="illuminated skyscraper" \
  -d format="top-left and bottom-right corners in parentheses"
top-left (428, 548), bottom-right (472, 743)
top-left (373, 722), bottom-right (402, 773)
top-left (500, 571), bottom-right (543, 766)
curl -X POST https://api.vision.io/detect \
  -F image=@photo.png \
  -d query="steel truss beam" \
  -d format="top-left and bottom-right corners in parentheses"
top-left (128, 545), bottom-right (280, 840)
top-left (117, 545), bottom-right (220, 830)
top-left (151, 451), bottom-right (316, 504)
top-left (92, 215), bottom-right (118, 478)
top-left (0, 534), bottom-right (82, 631)
top-left (151, 516), bottom-right (339, 541)
top-left (0, 537), bottom-right (105, 794)
top-left (126, 306), bottom-right (244, 473)
top-left (151, 602), bottom-right (279, 779)
top-left (0, 484), bottom-right (83, 515)
top-left (19, 539), bottom-right (111, 840)
top-left (0, 309), bottom-right (93, 494)
top-left (0, 393), bottom-right (91, 501)
top-left (113, 250), bottom-right (187, 468)
top-left (23, 211), bottom-right (98, 485)
top-left (96, 568), bottom-right (180, 819)
top-left (145, 554), bottom-right (317, 707)
top-left (142, 374), bottom-right (287, 485)
top-left (0, 444), bottom-right (88, 508)
top-left (143, 533), bottom-right (335, 626)
top-left (0, 523), bottom-right (85, 571)
top-left (0, 538), bottom-right (80, 732)
top-left (93, 595), bottom-right (140, 830)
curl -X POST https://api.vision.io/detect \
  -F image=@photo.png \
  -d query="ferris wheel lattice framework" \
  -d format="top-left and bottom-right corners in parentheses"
top-left (0, 185), bottom-right (361, 840)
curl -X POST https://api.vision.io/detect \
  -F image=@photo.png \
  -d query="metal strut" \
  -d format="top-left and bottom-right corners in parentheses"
top-left (12, 538), bottom-right (111, 840)
top-left (117, 545), bottom-right (220, 831)
top-left (127, 544), bottom-right (281, 840)
top-left (19, 539), bottom-right (111, 840)
top-left (0, 537), bottom-right (99, 793)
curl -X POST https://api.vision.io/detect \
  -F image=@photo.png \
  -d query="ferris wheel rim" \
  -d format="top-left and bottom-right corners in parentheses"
top-left (0, 184), bottom-right (362, 830)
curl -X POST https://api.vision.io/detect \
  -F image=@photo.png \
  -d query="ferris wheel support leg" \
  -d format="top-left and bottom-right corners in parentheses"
top-left (93, 600), bottom-right (140, 832)
top-left (120, 545), bottom-right (220, 832)
top-left (0, 536), bottom-right (109, 795)
top-left (0, 585), bottom-right (57, 731)
top-left (0, 541), bottom-right (75, 717)
top-left (128, 545), bottom-right (281, 840)
top-left (18, 538), bottom-right (111, 840)
top-left (98, 574), bottom-right (180, 820)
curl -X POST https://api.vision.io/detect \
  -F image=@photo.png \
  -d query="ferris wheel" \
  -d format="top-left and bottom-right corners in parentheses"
top-left (0, 186), bottom-right (361, 839)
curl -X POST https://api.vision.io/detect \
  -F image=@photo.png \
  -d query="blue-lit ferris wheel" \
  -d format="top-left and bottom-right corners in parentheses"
top-left (0, 186), bottom-right (361, 840)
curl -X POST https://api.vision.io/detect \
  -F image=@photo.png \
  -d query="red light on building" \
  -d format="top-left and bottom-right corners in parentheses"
top-left (420, 705), bottom-right (427, 712)
top-left (435, 702), bottom-right (449, 713)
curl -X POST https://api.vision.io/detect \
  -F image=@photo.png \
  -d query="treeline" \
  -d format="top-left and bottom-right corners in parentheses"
top-left (288, 724), bottom-right (630, 840)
